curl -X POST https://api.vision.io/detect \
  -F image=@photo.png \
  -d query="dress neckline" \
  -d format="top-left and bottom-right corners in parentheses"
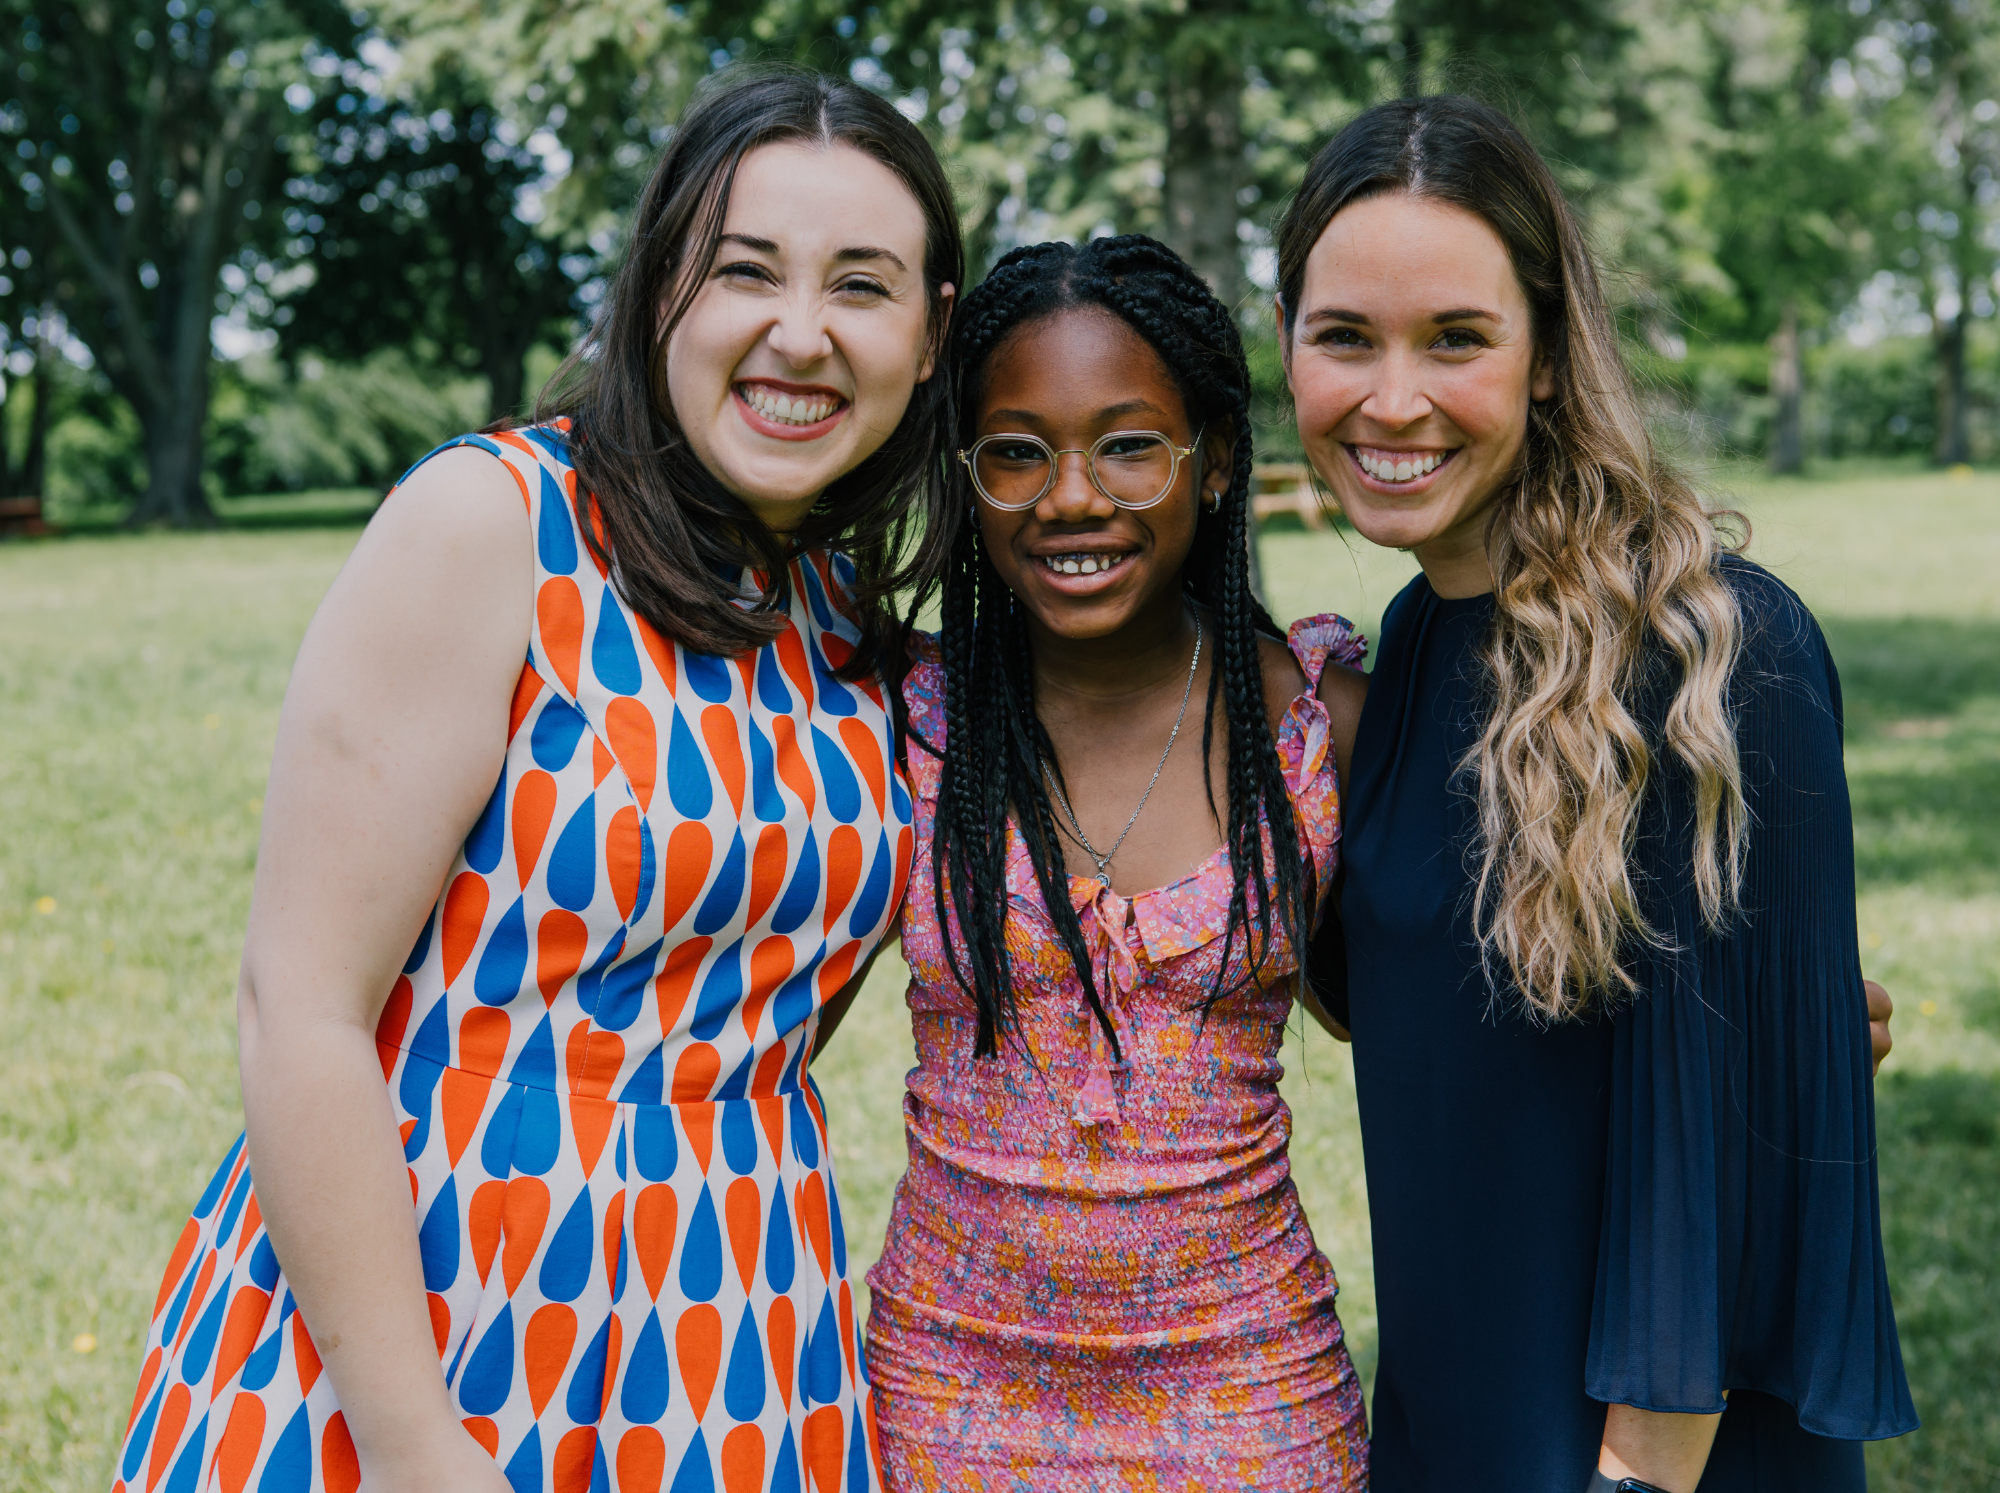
top-left (1416, 573), bottom-right (1497, 619)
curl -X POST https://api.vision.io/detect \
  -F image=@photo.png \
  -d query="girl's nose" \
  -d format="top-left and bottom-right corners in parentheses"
top-left (1036, 450), bottom-right (1117, 522)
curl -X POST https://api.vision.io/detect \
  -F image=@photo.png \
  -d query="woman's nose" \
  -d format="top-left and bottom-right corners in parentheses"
top-left (1362, 348), bottom-right (1435, 429)
top-left (765, 297), bottom-right (834, 367)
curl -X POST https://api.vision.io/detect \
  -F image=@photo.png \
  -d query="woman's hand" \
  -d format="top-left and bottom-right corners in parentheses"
top-left (362, 1422), bottom-right (516, 1493)
top-left (1865, 979), bottom-right (1893, 1073)
top-left (239, 446), bottom-right (533, 1477)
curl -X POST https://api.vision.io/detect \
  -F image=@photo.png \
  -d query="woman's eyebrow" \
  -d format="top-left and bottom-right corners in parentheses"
top-left (1301, 307), bottom-right (1370, 328)
top-left (715, 233), bottom-right (908, 274)
top-left (835, 246), bottom-right (909, 271)
top-left (1300, 306), bottom-right (1502, 326)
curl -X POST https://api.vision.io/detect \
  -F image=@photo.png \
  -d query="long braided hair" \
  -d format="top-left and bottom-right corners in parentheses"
top-left (923, 235), bottom-right (1309, 1059)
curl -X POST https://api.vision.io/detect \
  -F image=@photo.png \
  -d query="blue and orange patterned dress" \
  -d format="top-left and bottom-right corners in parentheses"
top-left (115, 424), bottom-right (907, 1493)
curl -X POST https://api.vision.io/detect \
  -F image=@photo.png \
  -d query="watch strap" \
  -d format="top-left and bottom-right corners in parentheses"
top-left (1587, 1472), bottom-right (1676, 1493)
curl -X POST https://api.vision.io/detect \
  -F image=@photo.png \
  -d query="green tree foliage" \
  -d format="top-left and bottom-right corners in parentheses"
top-left (11, 0), bottom-right (2000, 523)
top-left (1861, 0), bottom-right (2000, 464)
top-left (1679, 2), bottom-right (1885, 471)
top-left (0, 0), bottom-right (352, 525)
top-left (0, 201), bottom-right (57, 502)
top-left (272, 62), bottom-right (589, 423)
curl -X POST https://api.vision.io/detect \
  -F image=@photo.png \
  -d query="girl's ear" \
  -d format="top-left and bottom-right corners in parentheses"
top-left (1200, 421), bottom-right (1235, 508)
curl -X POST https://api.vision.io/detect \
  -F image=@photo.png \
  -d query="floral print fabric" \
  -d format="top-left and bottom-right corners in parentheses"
top-left (865, 616), bottom-right (1371, 1491)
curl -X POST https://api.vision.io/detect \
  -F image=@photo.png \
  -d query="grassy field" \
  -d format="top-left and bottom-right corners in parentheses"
top-left (2, 466), bottom-right (1995, 1489)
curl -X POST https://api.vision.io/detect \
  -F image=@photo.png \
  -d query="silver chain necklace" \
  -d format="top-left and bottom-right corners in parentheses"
top-left (1041, 612), bottom-right (1203, 891)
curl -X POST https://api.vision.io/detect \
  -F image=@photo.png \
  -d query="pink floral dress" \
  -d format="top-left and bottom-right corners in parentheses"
top-left (864, 616), bottom-right (1371, 1491)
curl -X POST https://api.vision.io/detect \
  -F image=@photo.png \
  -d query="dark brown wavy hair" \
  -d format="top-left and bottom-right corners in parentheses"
top-left (535, 67), bottom-right (963, 680)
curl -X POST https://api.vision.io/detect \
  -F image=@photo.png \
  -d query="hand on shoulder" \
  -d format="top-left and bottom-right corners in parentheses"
top-left (1317, 659), bottom-right (1367, 800)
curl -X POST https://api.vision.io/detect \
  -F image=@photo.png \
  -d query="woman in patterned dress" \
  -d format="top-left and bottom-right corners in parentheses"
top-left (854, 237), bottom-right (1373, 1489)
top-left (114, 72), bottom-right (959, 1493)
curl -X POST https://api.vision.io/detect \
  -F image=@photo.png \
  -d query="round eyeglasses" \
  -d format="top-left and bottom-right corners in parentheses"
top-left (957, 429), bottom-right (1203, 512)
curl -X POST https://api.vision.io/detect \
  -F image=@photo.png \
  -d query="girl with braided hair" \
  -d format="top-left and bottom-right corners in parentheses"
top-left (851, 235), bottom-right (1372, 1487)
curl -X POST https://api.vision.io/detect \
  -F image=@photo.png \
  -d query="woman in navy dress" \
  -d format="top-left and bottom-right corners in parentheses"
top-left (1278, 97), bottom-right (1916, 1491)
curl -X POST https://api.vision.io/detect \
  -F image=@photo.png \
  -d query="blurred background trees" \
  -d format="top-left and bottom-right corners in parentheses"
top-left (5, 0), bottom-right (2000, 525)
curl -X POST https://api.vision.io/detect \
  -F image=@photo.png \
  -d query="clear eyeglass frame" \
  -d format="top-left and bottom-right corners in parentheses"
top-left (955, 428), bottom-right (1203, 512)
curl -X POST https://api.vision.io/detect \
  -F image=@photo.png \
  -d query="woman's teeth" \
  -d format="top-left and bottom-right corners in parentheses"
top-left (1042, 553), bottom-right (1126, 576)
top-left (1356, 448), bottom-right (1449, 483)
top-left (741, 385), bottom-right (840, 426)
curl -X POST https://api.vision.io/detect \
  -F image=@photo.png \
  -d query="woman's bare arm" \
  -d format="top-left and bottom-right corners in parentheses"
top-left (811, 924), bottom-right (901, 1055)
top-left (1599, 1403), bottom-right (1724, 1492)
top-left (237, 447), bottom-right (531, 1493)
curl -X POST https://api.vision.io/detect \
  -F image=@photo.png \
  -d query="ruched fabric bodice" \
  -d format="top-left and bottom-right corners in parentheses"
top-left (116, 422), bottom-right (908, 1493)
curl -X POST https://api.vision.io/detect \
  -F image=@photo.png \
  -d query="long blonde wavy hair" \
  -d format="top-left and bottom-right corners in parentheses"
top-left (1277, 95), bottom-right (1747, 1021)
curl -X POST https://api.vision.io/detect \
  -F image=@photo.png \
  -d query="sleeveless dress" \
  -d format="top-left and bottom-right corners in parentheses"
top-left (864, 618), bottom-right (1372, 1492)
top-left (114, 423), bottom-right (907, 1493)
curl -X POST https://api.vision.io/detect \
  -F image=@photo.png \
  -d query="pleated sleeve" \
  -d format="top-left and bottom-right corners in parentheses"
top-left (1586, 559), bottom-right (1917, 1439)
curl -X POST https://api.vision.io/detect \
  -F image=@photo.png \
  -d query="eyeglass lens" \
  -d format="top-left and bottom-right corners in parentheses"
top-left (972, 433), bottom-right (1180, 509)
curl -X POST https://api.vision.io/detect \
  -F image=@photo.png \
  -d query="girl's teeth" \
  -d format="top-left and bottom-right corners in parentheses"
top-left (1048, 554), bottom-right (1119, 576)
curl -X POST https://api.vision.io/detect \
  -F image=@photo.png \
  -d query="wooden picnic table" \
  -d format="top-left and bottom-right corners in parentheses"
top-left (1250, 462), bottom-right (1328, 529)
top-left (0, 495), bottom-right (49, 537)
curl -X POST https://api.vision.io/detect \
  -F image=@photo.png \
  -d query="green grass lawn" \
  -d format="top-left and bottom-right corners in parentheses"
top-left (2, 467), bottom-right (1995, 1489)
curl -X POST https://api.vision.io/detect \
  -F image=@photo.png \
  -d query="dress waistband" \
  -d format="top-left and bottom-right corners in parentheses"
top-left (381, 1036), bottom-right (811, 1109)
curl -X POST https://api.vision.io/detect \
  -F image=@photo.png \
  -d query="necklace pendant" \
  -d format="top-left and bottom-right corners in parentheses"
top-left (1093, 868), bottom-right (1112, 890)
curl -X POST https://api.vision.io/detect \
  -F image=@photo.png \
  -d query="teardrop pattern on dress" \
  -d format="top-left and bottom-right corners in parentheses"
top-left (115, 421), bottom-right (907, 1493)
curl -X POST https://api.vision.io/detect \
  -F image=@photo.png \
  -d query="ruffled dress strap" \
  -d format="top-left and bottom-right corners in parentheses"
top-left (1277, 613), bottom-right (1366, 870)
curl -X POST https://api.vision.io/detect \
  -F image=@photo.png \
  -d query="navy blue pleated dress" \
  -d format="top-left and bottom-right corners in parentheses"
top-left (1327, 557), bottom-right (1916, 1491)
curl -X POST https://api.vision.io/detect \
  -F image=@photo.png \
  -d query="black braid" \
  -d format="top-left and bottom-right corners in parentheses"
top-left (930, 234), bottom-right (1313, 1058)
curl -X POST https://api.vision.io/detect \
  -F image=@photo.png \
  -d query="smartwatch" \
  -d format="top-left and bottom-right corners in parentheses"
top-left (1586, 1472), bottom-right (1674, 1493)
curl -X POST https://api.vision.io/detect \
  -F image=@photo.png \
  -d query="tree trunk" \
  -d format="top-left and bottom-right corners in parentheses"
top-left (23, 356), bottom-right (49, 497)
top-left (1162, 40), bottom-right (1247, 312)
top-left (1933, 306), bottom-right (1971, 466)
top-left (487, 352), bottom-right (528, 428)
top-left (480, 309), bottom-right (541, 426)
top-left (1769, 302), bottom-right (1804, 475)
top-left (127, 363), bottom-right (218, 527)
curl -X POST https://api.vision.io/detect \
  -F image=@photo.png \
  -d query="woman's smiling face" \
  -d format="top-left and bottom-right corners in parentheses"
top-left (1284, 191), bottom-right (1551, 595)
top-left (972, 308), bottom-right (1228, 644)
top-left (663, 140), bottom-right (945, 532)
